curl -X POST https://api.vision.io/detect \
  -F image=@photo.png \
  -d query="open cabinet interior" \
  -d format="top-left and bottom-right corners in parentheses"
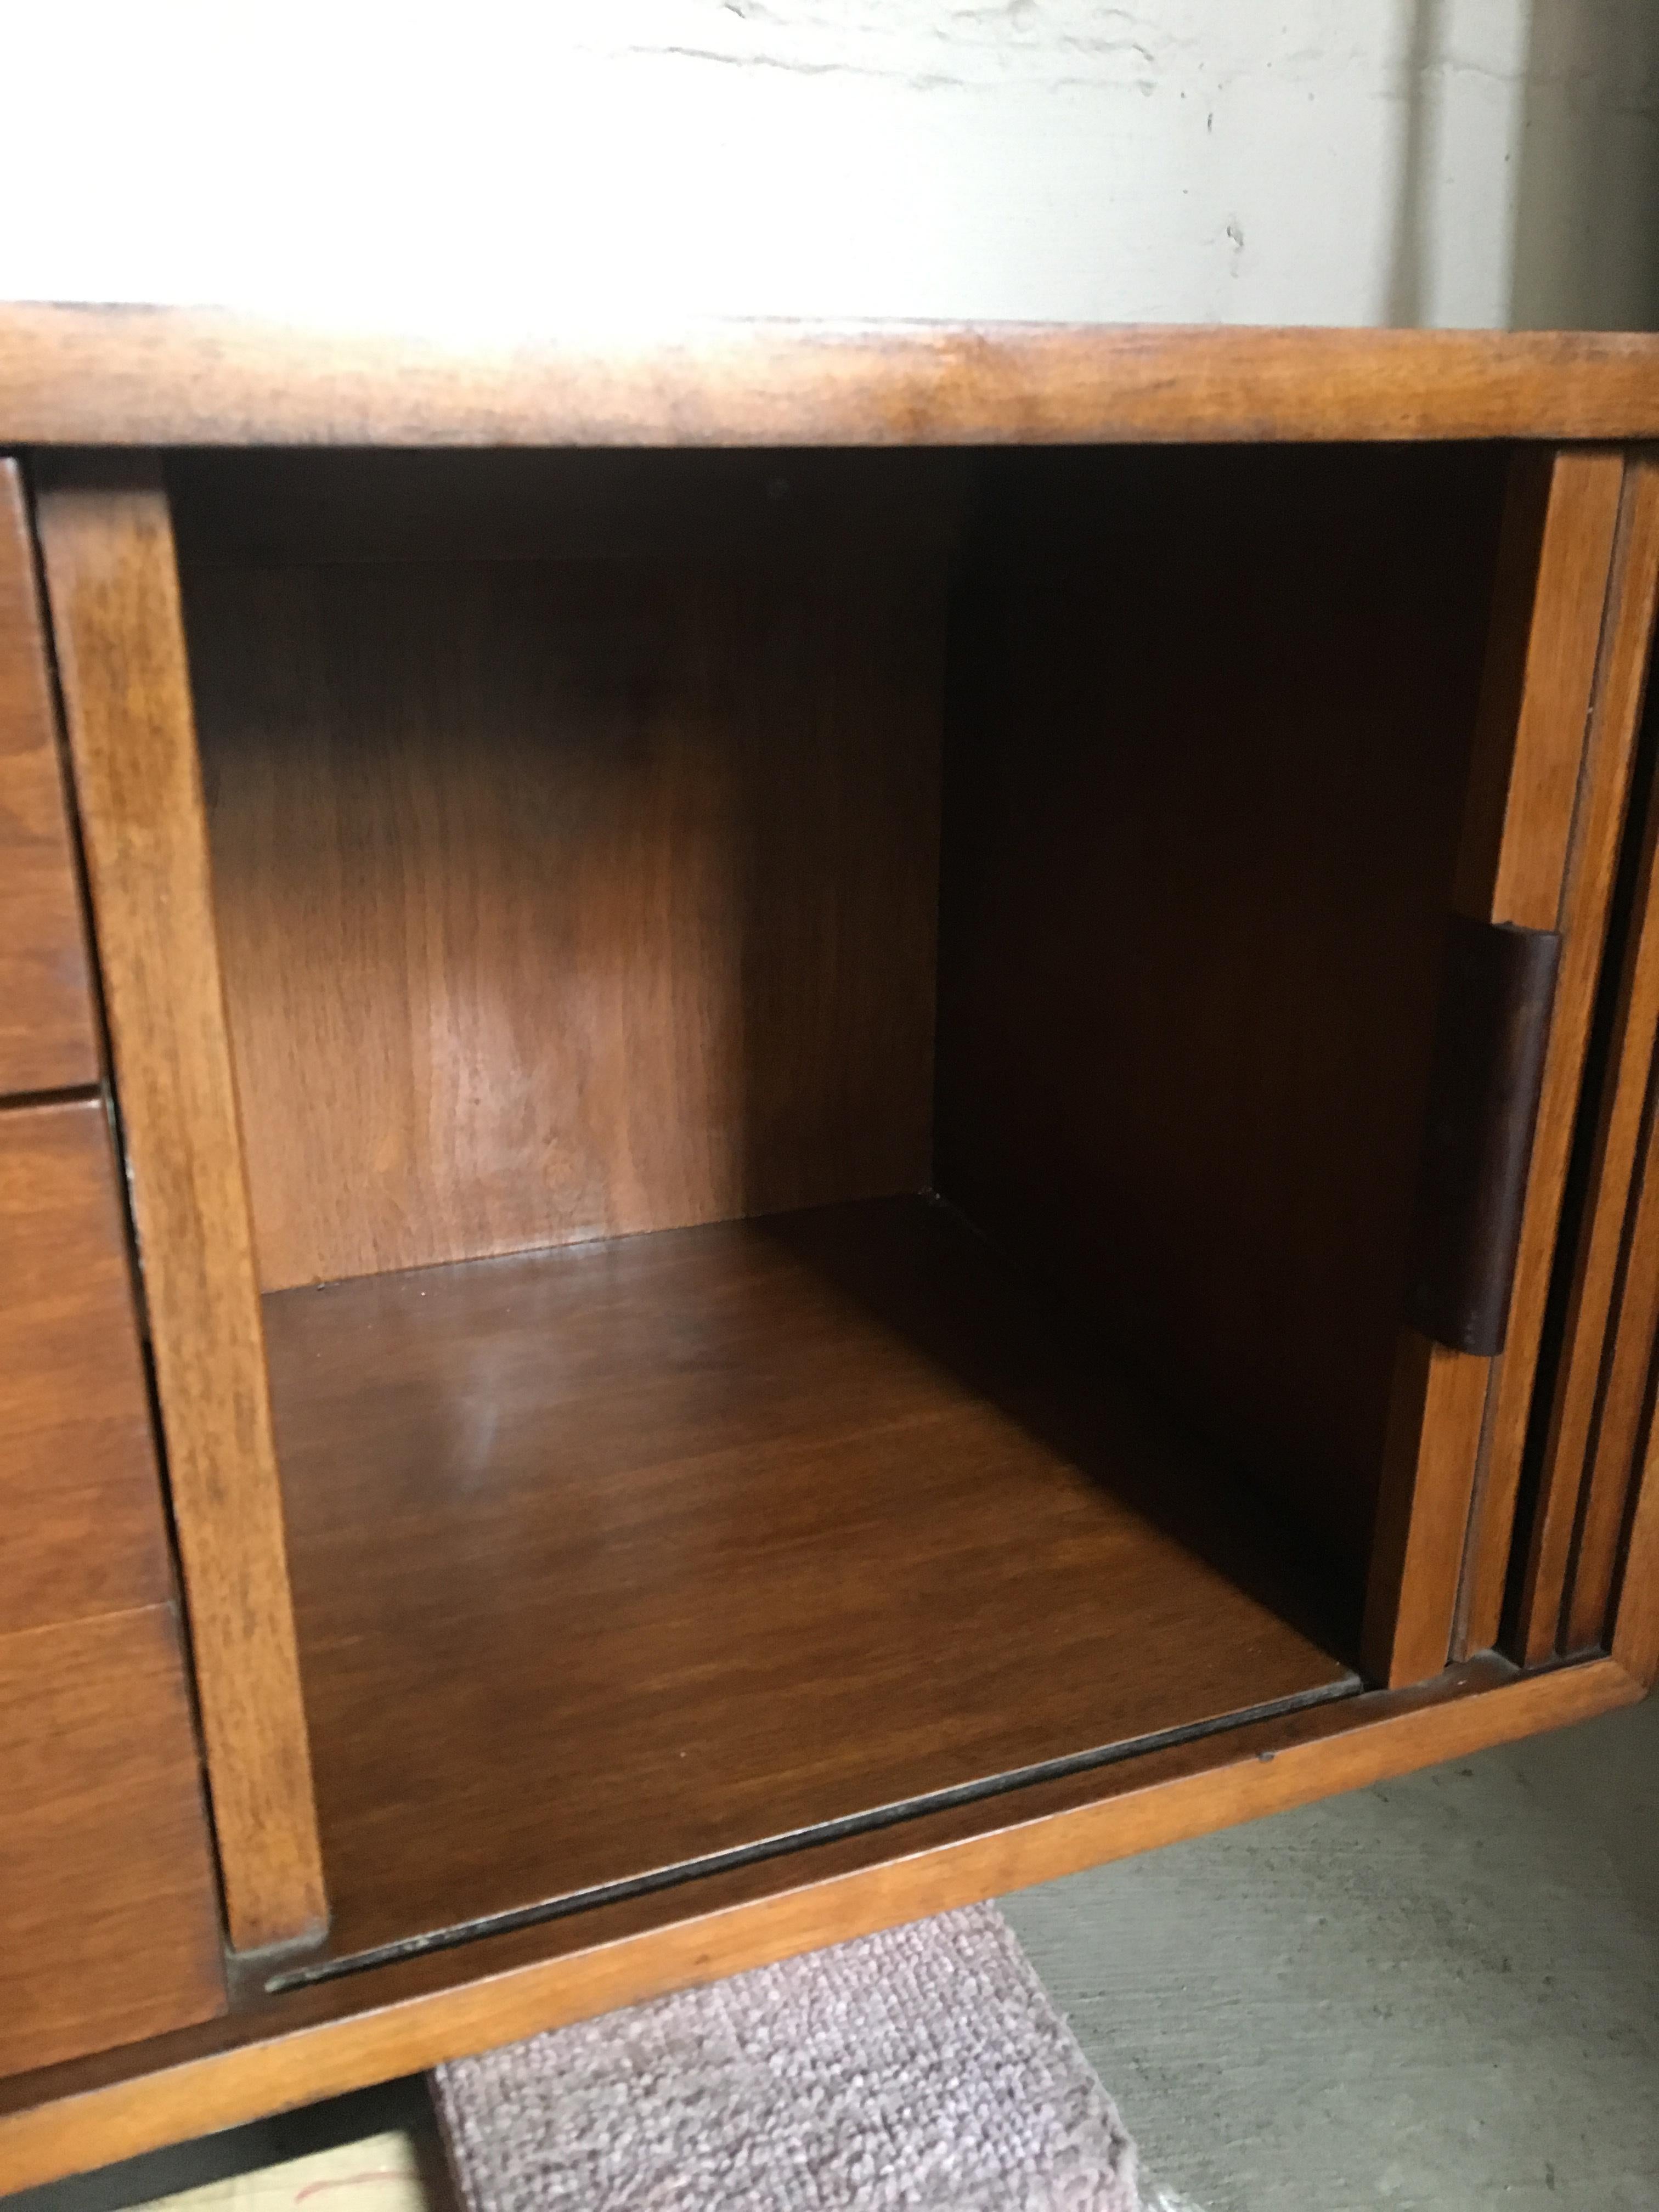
top-left (166, 441), bottom-right (1509, 1973)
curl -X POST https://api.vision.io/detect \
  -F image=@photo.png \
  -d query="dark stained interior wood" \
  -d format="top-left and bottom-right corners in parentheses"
top-left (264, 1197), bottom-right (1354, 1966)
top-left (0, 1605), bottom-right (225, 2079)
top-left (168, 446), bottom-right (973, 569)
top-left (180, 453), bottom-right (952, 1291)
top-left (166, 440), bottom-right (1528, 1728)
top-left (934, 443), bottom-right (1509, 1591)
top-left (162, 438), bottom-right (1534, 1976)
top-left (0, 1101), bottom-right (173, 1636)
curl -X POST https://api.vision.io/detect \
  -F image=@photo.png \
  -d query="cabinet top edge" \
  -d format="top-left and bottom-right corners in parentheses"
top-left (3, 307), bottom-right (1659, 448)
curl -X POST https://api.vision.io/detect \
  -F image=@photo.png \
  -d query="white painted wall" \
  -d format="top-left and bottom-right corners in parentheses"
top-left (0, 1), bottom-right (1653, 328)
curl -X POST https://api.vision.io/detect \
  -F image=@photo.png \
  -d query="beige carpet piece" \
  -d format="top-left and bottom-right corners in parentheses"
top-left (433, 1904), bottom-right (1140, 2210)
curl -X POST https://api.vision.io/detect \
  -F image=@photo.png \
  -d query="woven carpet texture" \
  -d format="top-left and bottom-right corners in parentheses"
top-left (434, 1904), bottom-right (1141, 2211)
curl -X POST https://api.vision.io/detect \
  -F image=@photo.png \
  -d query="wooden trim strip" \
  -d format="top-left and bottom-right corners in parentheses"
top-left (1568, 1056), bottom-right (1659, 1650)
top-left (1457, 452), bottom-right (1627, 937)
top-left (1364, 1333), bottom-right (1492, 1683)
top-left (0, 1655), bottom-right (1637, 2192)
top-left (31, 458), bottom-right (327, 1954)
top-left (1367, 449), bottom-right (1624, 1686)
top-left (2, 313), bottom-right (1659, 449)
top-left (1510, 457), bottom-right (1659, 1657)
top-left (1611, 1340), bottom-right (1659, 1685)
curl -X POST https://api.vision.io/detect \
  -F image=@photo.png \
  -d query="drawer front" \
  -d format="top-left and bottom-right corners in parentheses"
top-left (0, 1099), bottom-right (227, 2071)
top-left (0, 1099), bottom-right (172, 1634)
top-left (0, 1607), bottom-right (224, 2077)
top-left (0, 456), bottom-right (98, 1097)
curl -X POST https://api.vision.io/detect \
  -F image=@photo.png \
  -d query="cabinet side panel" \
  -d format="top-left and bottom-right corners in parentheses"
top-left (935, 444), bottom-right (1505, 1603)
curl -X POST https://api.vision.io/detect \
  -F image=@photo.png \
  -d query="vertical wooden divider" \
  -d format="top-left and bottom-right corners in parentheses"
top-left (1571, 1061), bottom-right (1659, 1652)
top-left (33, 456), bottom-right (328, 1954)
top-left (1363, 447), bottom-right (1625, 1687)
top-left (1365, 1335), bottom-right (1493, 1684)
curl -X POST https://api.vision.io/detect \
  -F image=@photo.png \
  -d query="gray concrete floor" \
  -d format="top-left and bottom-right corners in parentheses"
top-left (8, 1693), bottom-right (1656, 2212)
top-left (1004, 1691), bottom-right (1659, 2212)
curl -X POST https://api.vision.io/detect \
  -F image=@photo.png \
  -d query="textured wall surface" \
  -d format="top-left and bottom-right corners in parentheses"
top-left (1, 1), bottom-right (1654, 327)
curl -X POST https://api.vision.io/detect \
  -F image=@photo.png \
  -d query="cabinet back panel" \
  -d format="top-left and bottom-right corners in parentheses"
top-left (937, 444), bottom-right (1509, 1581)
top-left (169, 447), bottom-right (972, 571)
top-left (185, 548), bottom-right (945, 1289)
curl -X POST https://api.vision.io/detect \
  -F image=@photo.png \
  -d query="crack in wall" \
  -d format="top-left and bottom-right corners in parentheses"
top-left (579, 0), bottom-right (1182, 91)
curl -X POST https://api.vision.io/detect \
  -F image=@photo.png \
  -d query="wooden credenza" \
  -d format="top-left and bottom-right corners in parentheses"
top-left (1, 314), bottom-right (1657, 2187)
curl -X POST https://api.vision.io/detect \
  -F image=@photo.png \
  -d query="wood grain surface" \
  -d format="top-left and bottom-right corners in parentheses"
top-left (1560, 1193), bottom-right (1659, 1654)
top-left (0, 459), bottom-right (98, 1096)
top-left (1612, 1382), bottom-right (1659, 1685)
top-left (0, 1653), bottom-right (1636, 2194)
top-left (2, 312), bottom-right (1659, 447)
top-left (1583, 1105), bottom-right (1659, 1660)
top-left (1398, 915), bottom-right (1562, 1356)
top-left (1368, 448), bottom-right (1624, 1683)
top-left (0, 1605), bottom-right (225, 2080)
top-left (184, 498), bottom-right (945, 1289)
top-left (168, 445), bottom-right (973, 568)
top-left (1506, 458), bottom-right (1659, 1660)
top-left (935, 442), bottom-right (1504, 1624)
top-left (34, 459), bottom-right (327, 1953)
top-left (1538, 635), bottom-right (1659, 1661)
top-left (0, 1101), bottom-right (172, 1635)
top-left (266, 1195), bottom-right (1351, 1964)
top-left (1363, 1333), bottom-right (1496, 1685)
top-left (1451, 452), bottom-right (1624, 931)
top-left (1454, 449), bottom-right (1630, 1657)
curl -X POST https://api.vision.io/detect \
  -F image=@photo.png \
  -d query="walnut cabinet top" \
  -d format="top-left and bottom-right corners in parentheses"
top-left (2, 308), bottom-right (1657, 447)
